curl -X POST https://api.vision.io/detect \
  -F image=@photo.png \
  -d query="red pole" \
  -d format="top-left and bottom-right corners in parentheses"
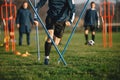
top-left (9, 0), bottom-right (16, 51)
top-left (108, 1), bottom-right (113, 47)
top-left (110, 3), bottom-right (114, 47)
top-left (107, 1), bottom-right (114, 47)
top-left (101, 0), bottom-right (107, 48)
top-left (5, 0), bottom-right (9, 51)
top-left (1, 0), bottom-right (16, 52)
top-left (104, 1), bottom-right (107, 48)
top-left (100, 0), bottom-right (114, 48)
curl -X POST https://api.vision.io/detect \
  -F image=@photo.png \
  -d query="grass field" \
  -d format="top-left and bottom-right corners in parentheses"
top-left (0, 30), bottom-right (120, 80)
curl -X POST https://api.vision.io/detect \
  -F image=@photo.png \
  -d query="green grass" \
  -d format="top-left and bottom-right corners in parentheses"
top-left (0, 30), bottom-right (120, 80)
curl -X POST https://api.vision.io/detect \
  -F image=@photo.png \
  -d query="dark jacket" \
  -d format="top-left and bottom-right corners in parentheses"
top-left (16, 8), bottom-right (34, 33)
top-left (36, 0), bottom-right (76, 23)
top-left (84, 9), bottom-right (99, 27)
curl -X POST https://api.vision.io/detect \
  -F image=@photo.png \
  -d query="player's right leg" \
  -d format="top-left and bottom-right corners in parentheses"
top-left (19, 32), bottom-right (23, 46)
top-left (26, 32), bottom-right (30, 45)
top-left (90, 26), bottom-right (95, 45)
top-left (90, 26), bottom-right (96, 42)
top-left (84, 26), bottom-right (89, 45)
top-left (44, 29), bottom-right (54, 65)
top-left (91, 31), bottom-right (95, 41)
top-left (44, 16), bottom-right (54, 65)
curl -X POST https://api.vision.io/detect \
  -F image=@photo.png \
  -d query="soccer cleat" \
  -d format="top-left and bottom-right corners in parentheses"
top-left (44, 59), bottom-right (49, 65)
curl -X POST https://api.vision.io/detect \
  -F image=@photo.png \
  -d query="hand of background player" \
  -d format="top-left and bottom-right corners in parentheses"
top-left (34, 21), bottom-right (39, 27)
top-left (65, 21), bottom-right (71, 27)
top-left (17, 24), bottom-right (20, 28)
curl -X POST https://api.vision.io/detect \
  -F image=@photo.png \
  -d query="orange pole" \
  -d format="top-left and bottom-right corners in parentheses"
top-left (110, 3), bottom-right (114, 47)
top-left (1, 0), bottom-right (16, 52)
top-left (103, 1), bottom-right (107, 48)
top-left (107, 1), bottom-right (114, 47)
top-left (108, 1), bottom-right (111, 47)
top-left (10, 0), bottom-right (16, 51)
top-left (100, 0), bottom-right (114, 48)
top-left (5, 0), bottom-right (9, 51)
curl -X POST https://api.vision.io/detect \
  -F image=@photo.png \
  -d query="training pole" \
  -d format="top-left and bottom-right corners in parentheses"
top-left (34, 0), bottom-right (40, 61)
top-left (2, 0), bottom-right (9, 51)
top-left (100, 0), bottom-right (114, 48)
top-left (10, 0), bottom-right (16, 51)
top-left (28, 0), bottom-right (67, 65)
top-left (58, 0), bottom-right (90, 63)
top-left (1, 0), bottom-right (16, 51)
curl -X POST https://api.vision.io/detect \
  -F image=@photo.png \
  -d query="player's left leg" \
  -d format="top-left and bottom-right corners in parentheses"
top-left (44, 29), bottom-right (54, 65)
top-left (90, 26), bottom-right (96, 42)
top-left (44, 16), bottom-right (54, 65)
top-left (26, 32), bottom-right (30, 45)
top-left (19, 32), bottom-right (23, 46)
top-left (84, 26), bottom-right (89, 45)
top-left (92, 31), bottom-right (95, 41)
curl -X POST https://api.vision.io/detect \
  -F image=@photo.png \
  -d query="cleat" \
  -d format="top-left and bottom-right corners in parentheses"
top-left (44, 59), bottom-right (49, 65)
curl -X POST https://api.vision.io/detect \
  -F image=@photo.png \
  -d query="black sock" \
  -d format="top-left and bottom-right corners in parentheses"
top-left (92, 34), bottom-right (95, 41)
top-left (85, 34), bottom-right (88, 42)
top-left (45, 41), bottom-right (52, 57)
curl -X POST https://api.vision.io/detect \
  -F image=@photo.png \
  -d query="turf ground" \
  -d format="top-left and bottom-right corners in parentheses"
top-left (0, 30), bottom-right (120, 80)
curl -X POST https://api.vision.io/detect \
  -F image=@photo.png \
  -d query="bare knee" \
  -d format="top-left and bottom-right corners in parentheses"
top-left (85, 30), bottom-right (89, 34)
top-left (54, 36), bottom-right (61, 45)
top-left (92, 31), bottom-right (95, 35)
top-left (46, 30), bottom-right (54, 43)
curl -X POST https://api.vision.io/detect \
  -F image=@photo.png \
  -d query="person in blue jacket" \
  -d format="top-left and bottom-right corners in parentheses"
top-left (16, 1), bottom-right (38, 46)
top-left (35, 0), bottom-right (76, 65)
top-left (84, 1), bottom-right (100, 45)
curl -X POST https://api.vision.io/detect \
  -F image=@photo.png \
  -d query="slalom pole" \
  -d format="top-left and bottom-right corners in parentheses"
top-left (34, 0), bottom-right (40, 61)
top-left (36, 23), bottom-right (40, 61)
top-left (100, 0), bottom-right (114, 48)
top-left (4, 0), bottom-right (9, 51)
top-left (108, 1), bottom-right (111, 47)
top-left (58, 0), bottom-right (90, 63)
top-left (28, 0), bottom-right (67, 65)
top-left (10, 0), bottom-right (16, 51)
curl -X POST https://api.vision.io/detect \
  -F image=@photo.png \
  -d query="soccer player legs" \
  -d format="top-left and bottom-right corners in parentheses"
top-left (36, 0), bottom-right (75, 65)
top-left (84, 2), bottom-right (99, 45)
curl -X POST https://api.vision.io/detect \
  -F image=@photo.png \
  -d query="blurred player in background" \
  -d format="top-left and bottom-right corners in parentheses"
top-left (84, 1), bottom-right (100, 45)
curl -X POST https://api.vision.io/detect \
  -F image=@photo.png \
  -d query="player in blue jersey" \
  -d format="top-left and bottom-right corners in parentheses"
top-left (16, 1), bottom-right (38, 46)
top-left (35, 0), bottom-right (76, 65)
top-left (84, 2), bottom-right (100, 45)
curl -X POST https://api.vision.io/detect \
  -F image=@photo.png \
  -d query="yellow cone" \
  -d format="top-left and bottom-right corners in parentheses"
top-left (21, 53), bottom-right (28, 57)
top-left (25, 51), bottom-right (31, 56)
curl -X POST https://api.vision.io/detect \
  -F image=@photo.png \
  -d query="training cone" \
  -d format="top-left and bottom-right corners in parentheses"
top-left (14, 51), bottom-right (21, 56)
top-left (21, 53), bottom-right (28, 57)
top-left (21, 51), bottom-right (31, 57)
top-left (25, 51), bottom-right (31, 56)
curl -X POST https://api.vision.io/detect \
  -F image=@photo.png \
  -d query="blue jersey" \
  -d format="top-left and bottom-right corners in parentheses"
top-left (84, 9), bottom-right (99, 27)
top-left (36, 0), bottom-right (75, 23)
top-left (16, 8), bottom-right (34, 33)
